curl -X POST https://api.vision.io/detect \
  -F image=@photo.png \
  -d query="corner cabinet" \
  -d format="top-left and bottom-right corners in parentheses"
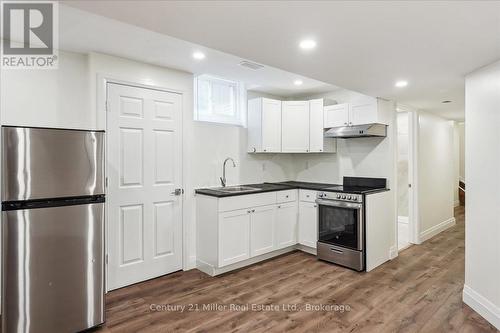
top-left (248, 97), bottom-right (336, 154)
top-left (282, 101), bottom-right (310, 152)
top-left (247, 98), bottom-right (282, 153)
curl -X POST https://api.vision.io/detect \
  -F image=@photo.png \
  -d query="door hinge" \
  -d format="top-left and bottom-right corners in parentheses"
top-left (408, 183), bottom-right (412, 188)
top-left (105, 100), bottom-right (110, 112)
top-left (105, 254), bottom-right (108, 265)
top-left (105, 177), bottom-right (108, 188)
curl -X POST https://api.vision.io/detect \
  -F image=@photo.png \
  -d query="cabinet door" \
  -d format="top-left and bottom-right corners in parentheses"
top-left (349, 100), bottom-right (378, 125)
top-left (309, 99), bottom-right (325, 152)
top-left (275, 202), bottom-right (298, 249)
top-left (324, 103), bottom-right (349, 128)
top-left (250, 205), bottom-right (276, 257)
top-left (261, 98), bottom-right (282, 152)
top-left (298, 201), bottom-right (318, 248)
top-left (219, 209), bottom-right (250, 267)
top-left (282, 101), bottom-right (310, 152)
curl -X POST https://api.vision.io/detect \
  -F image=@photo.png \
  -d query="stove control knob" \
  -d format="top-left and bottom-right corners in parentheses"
top-left (336, 194), bottom-right (341, 199)
top-left (342, 195), bottom-right (346, 199)
top-left (318, 193), bottom-right (324, 198)
top-left (347, 195), bottom-right (352, 200)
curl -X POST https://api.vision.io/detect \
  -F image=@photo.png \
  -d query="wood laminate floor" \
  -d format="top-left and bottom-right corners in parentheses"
top-left (96, 207), bottom-right (498, 333)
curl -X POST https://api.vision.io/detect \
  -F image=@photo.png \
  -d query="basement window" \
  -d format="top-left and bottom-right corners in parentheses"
top-left (194, 74), bottom-right (245, 126)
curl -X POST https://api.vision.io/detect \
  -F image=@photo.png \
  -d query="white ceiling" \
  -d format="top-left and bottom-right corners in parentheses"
top-left (65, 1), bottom-right (500, 120)
top-left (56, 5), bottom-right (337, 98)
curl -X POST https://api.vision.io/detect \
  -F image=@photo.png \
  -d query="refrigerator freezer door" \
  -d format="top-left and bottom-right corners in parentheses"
top-left (2, 203), bottom-right (105, 333)
top-left (2, 127), bottom-right (105, 201)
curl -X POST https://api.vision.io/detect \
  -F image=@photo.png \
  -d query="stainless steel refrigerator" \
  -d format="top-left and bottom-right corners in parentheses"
top-left (1, 126), bottom-right (105, 333)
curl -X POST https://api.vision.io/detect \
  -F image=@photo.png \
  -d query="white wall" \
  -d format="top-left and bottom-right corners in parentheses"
top-left (459, 122), bottom-right (465, 182)
top-left (417, 111), bottom-right (455, 241)
top-left (397, 112), bottom-right (409, 217)
top-left (463, 60), bottom-right (500, 330)
top-left (1, 50), bottom-right (93, 129)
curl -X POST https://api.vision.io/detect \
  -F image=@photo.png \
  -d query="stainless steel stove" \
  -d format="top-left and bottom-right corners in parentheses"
top-left (315, 191), bottom-right (365, 271)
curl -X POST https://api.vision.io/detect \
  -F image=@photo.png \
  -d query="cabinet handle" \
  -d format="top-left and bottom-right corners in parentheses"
top-left (278, 205), bottom-right (281, 209)
top-left (344, 122), bottom-right (348, 125)
top-left (349, 122), bottom-right (352, 125)
top-left (252, 209), bottom-right (255, 213)
top-left (247, 210), bottom-right (251, 214)
top-left (285, 195), bottom-right (289, 198)
top-left (314, 204), bottom-right (318, 208)
top-left (253, 147), bottom-right (256, 153)
top-left (263, 149), bottom-right (267, 152)
top-left (319, 149), bottom-right (323, 152)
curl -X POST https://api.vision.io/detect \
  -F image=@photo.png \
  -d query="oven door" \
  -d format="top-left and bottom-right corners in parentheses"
top-left (316, 199), bottom-right (363, 251)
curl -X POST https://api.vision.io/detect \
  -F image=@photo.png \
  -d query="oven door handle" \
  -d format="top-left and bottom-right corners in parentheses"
top-left (315, 199), bottom-right (362, 209)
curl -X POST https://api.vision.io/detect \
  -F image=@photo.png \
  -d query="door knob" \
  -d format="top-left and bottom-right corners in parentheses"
top-left (171, 188), bottom-right (183, 196)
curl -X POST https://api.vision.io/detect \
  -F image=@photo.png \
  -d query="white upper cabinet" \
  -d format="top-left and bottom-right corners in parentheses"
top-left (349, 100), bottom-right (379, 125)
top-left (248, 97), bottom-right (336, 153)
top-left (247, 98), bottom-right (282, 153)
top-left (324, 103), bottom-right (350, 128)
top-left (323, 97), bottom-right (387, 128)
top-left (309, 99), bottom-right (336, 153)
top-left (282, 101), bottom-right (310, 152)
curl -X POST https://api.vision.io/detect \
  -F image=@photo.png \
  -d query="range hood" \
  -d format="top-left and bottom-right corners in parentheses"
top-left (324, 123), bottom-right (387, 139)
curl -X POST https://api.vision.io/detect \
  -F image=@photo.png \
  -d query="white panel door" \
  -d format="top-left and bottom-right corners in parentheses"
top-left (261, 98), bottom-right (282, 152)
top-left (324, 103), bottom-right (349, 128)
top-left (250, 205), bottom-right (276, 257)
top-left (282, 101), bottom-right (310, 152)
top-left (275, 202), bottom-right (298, 249)
top-left (298, 201), bottom-right (318, 248)
top-left (219, 209), bottom-right (251, 267)
top-left (309, 99), bottom-right (325, 152)
top-left (107, 83), bottom-right (183, 290)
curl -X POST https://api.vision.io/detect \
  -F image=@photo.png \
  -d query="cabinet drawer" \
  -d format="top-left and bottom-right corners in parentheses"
top-left (219, 192), bottom-right (277, 212)
top-left (277, 190), bottom-right (297, 203)
top-left (299, 189), bottom-right (317, 202)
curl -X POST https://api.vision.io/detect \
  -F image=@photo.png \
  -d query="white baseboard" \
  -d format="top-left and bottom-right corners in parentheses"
top-left (463, 285), bottom-right (500, 330)
top-left (398, 216), bottom-right (409, 224)
top-left (389, 245), bottom-right (398, 260)
top-left (419, 217), bottom-right (456, 242)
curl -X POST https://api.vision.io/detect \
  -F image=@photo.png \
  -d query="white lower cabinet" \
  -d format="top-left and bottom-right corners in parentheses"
top-left (197, 190), bottom-right (318, 276)
top-left (275, 202), bottom-right (298, 249)
top-left (250, 205), bottom-right (276, 257)
top-left (219, 209), bottom-right (251, 267)
top-left (298, 201), bottom-right (318, 248)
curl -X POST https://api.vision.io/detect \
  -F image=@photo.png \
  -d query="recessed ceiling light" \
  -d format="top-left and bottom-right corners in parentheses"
top-left (442, 100), bottom-right (452, 104)
top-left (395, 80), bottom-right (408, 88)
top-left (299, 39), bottom-right (317, 50)
top-left (192, 51), bottom-right (205, 60)
top-left (294, 79), bottom-right (303, 86)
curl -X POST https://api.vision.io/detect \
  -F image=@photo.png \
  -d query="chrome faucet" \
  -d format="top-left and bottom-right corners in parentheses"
top-left (220, 157), bottom-right (236, 187)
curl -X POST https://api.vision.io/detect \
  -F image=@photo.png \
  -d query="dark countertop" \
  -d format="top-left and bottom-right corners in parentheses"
top-left (195, 181), bottom-right (389, 198)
